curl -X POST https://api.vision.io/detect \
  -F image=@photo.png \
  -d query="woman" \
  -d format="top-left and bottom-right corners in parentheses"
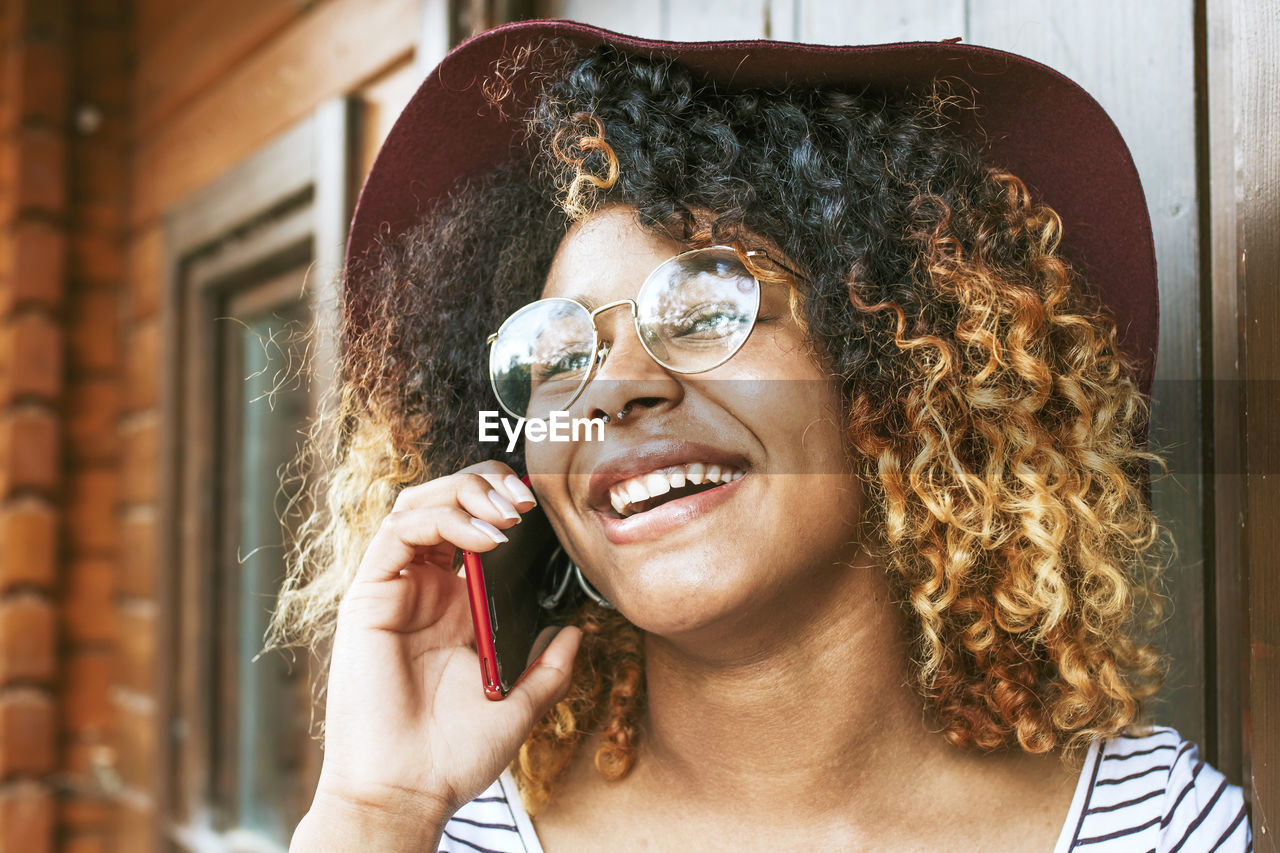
top-left (277, 21), bottom-right (1249, 852)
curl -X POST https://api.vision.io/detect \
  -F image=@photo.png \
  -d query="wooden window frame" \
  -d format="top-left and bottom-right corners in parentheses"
top-left (157, 99), bottom-right (356, 853)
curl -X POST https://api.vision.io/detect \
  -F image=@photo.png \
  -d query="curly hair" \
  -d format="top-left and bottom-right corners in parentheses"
top-left (267, 42), bottom-right (1166, 815)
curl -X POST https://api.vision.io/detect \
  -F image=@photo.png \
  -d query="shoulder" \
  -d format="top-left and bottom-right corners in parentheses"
top-left (437, 772), bottom-right (539, 853)
top-left (1065, 726), bottom-right (1250, 852)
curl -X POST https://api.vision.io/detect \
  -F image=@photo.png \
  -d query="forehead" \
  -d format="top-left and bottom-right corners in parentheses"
top-left (540, 206), bottom-right (688, 305)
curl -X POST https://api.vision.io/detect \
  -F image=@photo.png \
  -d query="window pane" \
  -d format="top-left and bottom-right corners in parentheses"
top-left (230, 300), bottom-right (311, 844)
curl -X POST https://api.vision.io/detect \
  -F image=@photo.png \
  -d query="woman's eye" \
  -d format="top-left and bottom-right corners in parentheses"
top-left (533, 349), bottom-right (592, 382)
top-left (668, 304), bottom-right (751, 340)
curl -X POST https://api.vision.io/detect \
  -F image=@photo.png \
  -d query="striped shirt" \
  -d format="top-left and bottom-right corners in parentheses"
top-left (438, 727), bottom-right (1250, 852)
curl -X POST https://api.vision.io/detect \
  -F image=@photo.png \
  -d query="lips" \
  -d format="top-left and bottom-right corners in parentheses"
top-left (587, 440), bottom-right (749, 519)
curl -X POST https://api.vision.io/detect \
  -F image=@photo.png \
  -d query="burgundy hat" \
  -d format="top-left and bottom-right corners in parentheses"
top-left (346, 19), bottom-right (1158, 393)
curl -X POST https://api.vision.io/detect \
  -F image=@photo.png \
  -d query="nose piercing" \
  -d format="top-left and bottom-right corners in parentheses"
top-left (615, 403), bottom-right (632, 421)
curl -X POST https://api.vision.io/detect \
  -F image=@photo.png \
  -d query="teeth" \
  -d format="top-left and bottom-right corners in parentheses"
top-left (626, 480), bottom-right (649, 505)
top-left (643, 472), bottom-right (672, 499)
top-left (606, 462), bottom-right (745, 517)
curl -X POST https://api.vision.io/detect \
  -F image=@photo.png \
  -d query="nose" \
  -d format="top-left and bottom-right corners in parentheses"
top-left (574, 302), bottom-right (682, 423)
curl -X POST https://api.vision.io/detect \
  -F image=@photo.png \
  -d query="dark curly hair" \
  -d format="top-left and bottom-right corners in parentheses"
top-left (269, 42), bottom-right (1166, 814)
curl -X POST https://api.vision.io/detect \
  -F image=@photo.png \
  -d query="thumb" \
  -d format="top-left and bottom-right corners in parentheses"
top-left (507, 626), bottom-right (582, 723)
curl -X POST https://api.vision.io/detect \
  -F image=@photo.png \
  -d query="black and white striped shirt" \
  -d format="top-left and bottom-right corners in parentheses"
top-left (438, 727), bottom-right (1250, 852)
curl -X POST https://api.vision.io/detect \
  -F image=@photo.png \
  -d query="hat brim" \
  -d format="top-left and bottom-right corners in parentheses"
top-left (346, 19), bottom-right (1157, 392)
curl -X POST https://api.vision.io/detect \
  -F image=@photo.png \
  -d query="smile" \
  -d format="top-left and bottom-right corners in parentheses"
top-left (608, 462), bottom-right (746, 517)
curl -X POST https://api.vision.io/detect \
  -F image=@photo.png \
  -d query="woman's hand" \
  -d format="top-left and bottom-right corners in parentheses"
top-left (291, 460), bottom-right (582, 852)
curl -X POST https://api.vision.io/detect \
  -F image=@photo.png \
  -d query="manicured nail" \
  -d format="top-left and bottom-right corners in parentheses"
top-left (488, 489), bottom-right (520, 521)
top-left (504, 475), bottom-right (537, 506)
top-left (470, 517), bottom-right (508, 543)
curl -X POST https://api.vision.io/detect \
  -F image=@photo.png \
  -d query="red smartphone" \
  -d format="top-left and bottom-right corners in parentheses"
top-left (462, 477), bottom-right (581, 699)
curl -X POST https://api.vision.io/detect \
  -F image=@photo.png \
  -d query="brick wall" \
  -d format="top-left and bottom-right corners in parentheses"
top-left (0, 2), bottom-right (129, 851)
top-left (1, 1), bottom-right (420, 849)
top-left (0, 2), bottom-right (70, 851)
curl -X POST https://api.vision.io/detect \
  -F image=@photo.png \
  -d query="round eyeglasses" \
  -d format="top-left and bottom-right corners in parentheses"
top-left (487, 245), bottom-right (770, 421)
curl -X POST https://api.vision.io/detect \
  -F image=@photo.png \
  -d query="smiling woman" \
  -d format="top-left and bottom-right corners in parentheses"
top-left (270, 21), bottom-right (1249, 853)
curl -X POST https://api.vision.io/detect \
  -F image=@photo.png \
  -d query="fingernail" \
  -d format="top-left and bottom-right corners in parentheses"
top-left (470, 517), bottom-right (508, 543)
top-left (488, 489), bottom-right (520, 521)
top-left (504, 475), bottom-right (537, 506)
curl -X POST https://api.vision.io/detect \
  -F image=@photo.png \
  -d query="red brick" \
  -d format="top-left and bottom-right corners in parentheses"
top-left (2, 313), bottom-right (63, 401)
top-left (117, 511), bottom-right (155, 598)
top-left (64, 469), bottom-right (116, 556)
top-left (70, 199), bottom-right (124, 235)
top-left (114, 703), bottom-right (156, 791)
top-left (0, 688), bottom-right (55, 776)
top-left (62, 559), bottom-right (116, 644)
top-left (114, 798), bottom-right (157, 853)
top-left (67, 289), bottom-right (119, 374)
top-left (123, 320), bottom-right (159, 412)
top-left (69, 232), bottom-right (124, 283)
top-left (76, 0), bottom-right (129, 25)
top-left (0, 407), bottom-right (60, 496)
top-left (0, 595), bottom-right (56, 683)
top-left (73, 68), bottom-right (130, 112)
top-left (65, 377), bottom-right (120, 464)
top-left (62, 834), bottom-right (109, 853)
top-left (6, 41), bottom-right (68, 127)
top-left (58, 790), bottom-right (113, 829)
top-left (60, 740), bottom-right (119, 796)
top-left (120, 417), bottom-right (156, 505)
top-left (114, 607), bottom-right (153, 694)
top-left (126, 227), bottom-right (162, 321)
top-left (10, 220), bottom-right (67, 309)
top-left (74, 29), bottom-right (127, 80)
top-left (61, 649), bottom-right (111, 734)
top-left (14, 128), bottom-right (66, 215)
top-left (0, 779), bottom-right (53, 853)
top-left (8, 1), bottom-right (70, 43)
top-left (0, 499), bottom-right (57, 590)
top-left (70, 142), bottom-right (128, 203)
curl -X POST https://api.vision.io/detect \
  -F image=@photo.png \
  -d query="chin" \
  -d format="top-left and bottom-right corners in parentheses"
top-left (597, 547), bottom-right (770, 638)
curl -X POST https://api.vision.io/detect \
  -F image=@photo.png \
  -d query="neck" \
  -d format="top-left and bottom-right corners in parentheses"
top-left (631, 549), bottom-right (949, 817)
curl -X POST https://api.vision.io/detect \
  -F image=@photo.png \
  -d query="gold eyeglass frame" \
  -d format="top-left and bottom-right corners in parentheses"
top-left (485, 245), bottom-right (793, 421)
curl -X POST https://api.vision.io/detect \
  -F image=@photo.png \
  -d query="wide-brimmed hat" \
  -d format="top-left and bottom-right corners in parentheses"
top-left (346, 19), bottom-right (1158, 392)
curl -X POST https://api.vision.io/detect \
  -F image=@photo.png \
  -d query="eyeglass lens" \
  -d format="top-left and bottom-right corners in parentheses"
top-left (489, 247), bottom-right (760, 420)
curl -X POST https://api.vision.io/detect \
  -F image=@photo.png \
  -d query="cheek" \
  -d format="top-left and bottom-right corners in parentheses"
top-left (524, 435), bottom-right (573, 480)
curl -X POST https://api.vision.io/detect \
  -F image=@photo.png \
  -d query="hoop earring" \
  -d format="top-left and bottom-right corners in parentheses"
top-left (572, 560), bottom-right (614, 609)
top-left (540, 547), bottom-right (614, 610)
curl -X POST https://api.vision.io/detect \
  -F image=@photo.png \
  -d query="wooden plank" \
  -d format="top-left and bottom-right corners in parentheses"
top-left (133, 0), bottom-right (305, 137)
top-left (1205, 0), bottom-right (1245, 786)
top-left (165, 115), bottom-right (316, 256)
top-left (968, 0), bottom-right (1207, 749)
top-left (796, 0), bottom-right (965, 44)
top-left (1228, 0), bottom-right (1280, 843)
top-left (356, 57), bottom-right (420, 183)
top-left (662, 0), bottom-right (770, 41)
top-left (551, 0), bottom-right (666, 40)
top-left (766, 0), bottom-right (798, 41)
top-left (130, 0), bottom-right (417, 231)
